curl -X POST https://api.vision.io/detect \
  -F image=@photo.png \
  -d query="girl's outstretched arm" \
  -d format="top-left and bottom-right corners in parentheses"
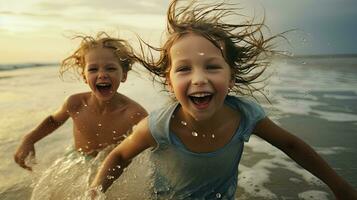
top-left (90, 117), bottom-right (156, 193)
top-left (13, 98), bottom-right (70, 171)
top-left (254, 117), bottom-right (357, 199)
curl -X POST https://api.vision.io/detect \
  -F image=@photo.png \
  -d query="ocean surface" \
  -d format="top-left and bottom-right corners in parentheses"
top-left (0, 56), bottom-right (356, 199)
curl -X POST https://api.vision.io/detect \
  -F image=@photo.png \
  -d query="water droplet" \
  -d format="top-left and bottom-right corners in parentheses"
top-left (198, 52), bottom-right (205, 56)
top-left (85, 145), bottom-right (89, 149)
top-left (84, 104), bottom-right (88, 107)
top-left (106, 175), bottom-right (115, 180)
top-left (181, 121), bottom-right (187, 126)
top-left (116, 165), bottom-right (121, 169)
top-left (211, 134), bottom-right (215, 139)
top-left (96, 133), bottom-right (100, 136)
top-left (76, 111), bottom-right (79, 114)
top-left (98, 123), bottom-right (102, 127)
top-left (216, 192), bottom-right (222, 198)
top-left (192, 131), bottom-right (198, 137)
top-left (113, 130), bottom-right (117, 134)
top-left (136, 112), bottom-right (141, 115)
top-left (87, 141), bottom-right (91, 144)
top-left (98, 143), bottom-right (102, 147)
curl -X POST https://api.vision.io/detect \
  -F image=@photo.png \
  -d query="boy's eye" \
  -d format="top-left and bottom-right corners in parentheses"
top-left (87, 67), bottom-right (97, 72)
top-left (107, 67), bottom-right (117, 71)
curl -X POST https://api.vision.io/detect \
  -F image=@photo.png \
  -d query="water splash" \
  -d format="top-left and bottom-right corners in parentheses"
top-left (30, 146), bottom-right (154, 200)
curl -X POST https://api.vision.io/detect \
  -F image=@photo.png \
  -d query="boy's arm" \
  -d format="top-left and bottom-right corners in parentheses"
top-left (90, 117), bottom-right (156, 193)
top-left (254, 117), bottom-right (357, 199)
top-left (13, 98), bottom-right (71, 170)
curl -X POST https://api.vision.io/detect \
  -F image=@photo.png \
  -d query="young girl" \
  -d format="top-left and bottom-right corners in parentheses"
top-left (13, 32), bottom-right (147, 198)
top-left (90, 1), bottom-right (357, 199)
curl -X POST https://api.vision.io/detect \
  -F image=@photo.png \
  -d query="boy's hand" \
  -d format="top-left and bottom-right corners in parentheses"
top-left (14, 140), bottom-right (36, 171)
top-left (86, 186), bottom-right (105, 200)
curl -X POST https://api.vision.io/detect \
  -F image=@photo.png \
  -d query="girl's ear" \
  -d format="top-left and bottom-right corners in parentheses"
top-left (166, 77), bottom-right (174, 92)
top-left (229, 78), bottom-right (234, 89)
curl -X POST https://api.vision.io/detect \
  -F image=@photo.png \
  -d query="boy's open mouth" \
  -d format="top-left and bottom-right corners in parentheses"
top-left (188, 92), bottom-right (213, 107)
top-left (96, 83), bottom-right (112, 94)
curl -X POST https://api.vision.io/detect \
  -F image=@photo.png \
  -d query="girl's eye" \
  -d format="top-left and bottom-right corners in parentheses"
top-left (206, 64), bottom-right (221, 70)
top-left (176, 66), bottom-right (191, 72)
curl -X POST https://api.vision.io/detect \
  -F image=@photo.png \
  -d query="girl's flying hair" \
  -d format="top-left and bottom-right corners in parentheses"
top-left (137, 0), bottom-right (283, 98)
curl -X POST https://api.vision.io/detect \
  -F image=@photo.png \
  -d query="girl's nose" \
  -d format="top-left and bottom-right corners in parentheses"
top-left (191, 70), bottom-right (208, 85)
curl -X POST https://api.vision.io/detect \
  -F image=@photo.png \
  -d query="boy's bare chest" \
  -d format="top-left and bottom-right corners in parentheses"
top-left (71, 108), bottom-right (135, 144)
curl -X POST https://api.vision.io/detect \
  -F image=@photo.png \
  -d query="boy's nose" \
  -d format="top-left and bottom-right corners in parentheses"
top-left (98, 71), bottom-right (109, 79)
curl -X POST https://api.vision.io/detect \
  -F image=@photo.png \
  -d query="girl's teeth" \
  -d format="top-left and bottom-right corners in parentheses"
top-left (191, 93), bottom-right (210, 97)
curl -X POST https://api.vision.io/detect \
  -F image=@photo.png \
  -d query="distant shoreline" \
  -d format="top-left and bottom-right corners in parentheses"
top-left (0, 63), bottom-right (58, 71)
top-left (2, 53), bottom-right (357, 71)
top-left (289, 54), bottom-right (357, 59)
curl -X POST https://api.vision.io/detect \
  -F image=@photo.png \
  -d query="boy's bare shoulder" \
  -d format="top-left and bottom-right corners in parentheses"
top-left (119, 94), bottom-right (148, 115)
top-left (65, 92), bottom-right (91, 109)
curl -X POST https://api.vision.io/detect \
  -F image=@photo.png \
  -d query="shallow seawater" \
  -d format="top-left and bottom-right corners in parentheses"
top-left (1, 56), bottom-right (357, 199)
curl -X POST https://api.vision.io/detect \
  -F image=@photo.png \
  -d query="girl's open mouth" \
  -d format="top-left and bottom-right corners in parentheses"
top-left (189, 93), bottom-right (213, 109)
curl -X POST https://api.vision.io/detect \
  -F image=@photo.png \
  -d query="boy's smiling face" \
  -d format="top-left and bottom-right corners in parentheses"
top-left (168, 33), bottom-right (234, 121)
top-left (84, 47), bottom-right (127, 101)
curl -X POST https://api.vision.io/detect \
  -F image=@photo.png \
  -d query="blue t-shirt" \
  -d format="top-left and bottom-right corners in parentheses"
top-left (148, 95), bottom-right (266, 200)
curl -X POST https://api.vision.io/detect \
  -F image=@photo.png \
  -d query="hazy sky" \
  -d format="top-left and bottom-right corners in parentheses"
top-left (1, 0), bottom-right (357, 64)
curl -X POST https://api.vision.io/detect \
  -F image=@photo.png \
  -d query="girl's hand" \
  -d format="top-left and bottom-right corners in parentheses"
top-left (13, 139), bottom-right (36, 171)
top-left (333, 180), bottom-right (357, 200)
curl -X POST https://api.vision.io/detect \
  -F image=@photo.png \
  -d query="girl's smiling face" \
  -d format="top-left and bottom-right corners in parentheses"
top-left (84, 47), bottom-right (127, 101)
top-left (168, 33), bottom-right (234, 121)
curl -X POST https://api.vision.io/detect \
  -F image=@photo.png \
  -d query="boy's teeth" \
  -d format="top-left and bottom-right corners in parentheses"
top-left (97, 83), bottom-right (110, 86)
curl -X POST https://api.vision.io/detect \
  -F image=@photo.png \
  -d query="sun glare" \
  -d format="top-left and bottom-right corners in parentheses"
top-left (0, 15), bottom-right (41, 32)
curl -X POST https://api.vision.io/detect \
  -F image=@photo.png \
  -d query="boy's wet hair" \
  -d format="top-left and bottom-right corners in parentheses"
top-left (137, 0), bottom-right (284, 98)
top-left (60, 32), bottom-right (135, 79)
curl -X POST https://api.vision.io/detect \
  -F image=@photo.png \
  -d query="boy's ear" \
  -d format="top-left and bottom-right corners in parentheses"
top-left (82, 74), bottom-right (87, 84)
top-left (121, 72), bottom-right (128, 82)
